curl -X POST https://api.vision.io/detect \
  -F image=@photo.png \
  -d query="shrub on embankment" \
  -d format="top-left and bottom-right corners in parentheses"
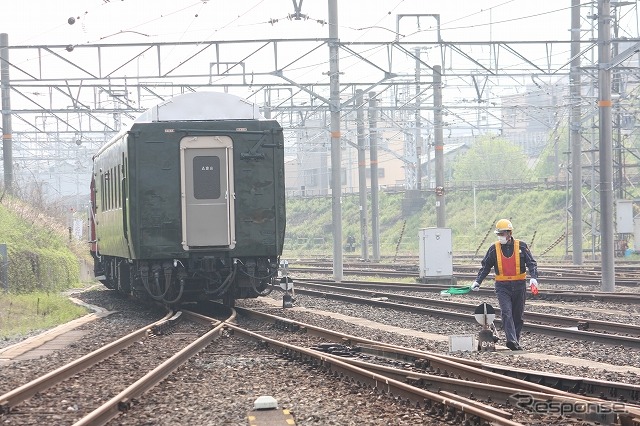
top-left (0, 197), bottom-right (80, 293)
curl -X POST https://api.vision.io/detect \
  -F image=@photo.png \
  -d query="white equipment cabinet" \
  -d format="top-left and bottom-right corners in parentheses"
top-left (418, 228), bottom-right (453, 283)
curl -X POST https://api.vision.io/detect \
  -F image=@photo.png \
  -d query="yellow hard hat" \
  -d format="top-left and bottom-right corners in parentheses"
top-left (494, 219), bottom-right (513, 234)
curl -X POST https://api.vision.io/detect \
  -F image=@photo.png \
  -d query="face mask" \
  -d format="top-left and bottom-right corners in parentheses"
top-left (498, 235), bottom-right (508, 244)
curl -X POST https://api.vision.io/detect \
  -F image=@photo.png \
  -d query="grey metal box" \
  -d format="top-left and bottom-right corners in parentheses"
top-left (418, 228), bottom-right (453, 278)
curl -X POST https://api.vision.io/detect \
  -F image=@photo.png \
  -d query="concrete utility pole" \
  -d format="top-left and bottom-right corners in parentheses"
top-left (1, 33), bottom-right (12, 194)
top-left (356, 90), bottom-right (369, 261)
top-left (570, 0), bottom-right (583, 265)
top-left (434, 65), bottom-right (446, 227)
top-left (369, 91), bottom-right (380, 261)
top-left (328, 0), bottom-right (343, 281)
top-left (415, 49), bottom-right (423, 190)
top-left (598, 0), bottom-right (615, 292)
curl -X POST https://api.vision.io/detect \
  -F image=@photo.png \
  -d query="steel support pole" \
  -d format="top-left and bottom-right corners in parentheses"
top-left (570, 0), bottom-right (583, 265)
top-left (356, 89), bottom-right (369, 261)
top-left (369, 91), bottom-right (380, 261)
top-left (612, 7), bottom-right (623, 200)
top-left (1, 33), bottom-right (12, 194)
top-left (598, 0), bottom-right (615, 291)
top-left (415, 49), bottom-right (422, 190)
top-left (434, 65), bottom-right (445, 227)
top-left (328, 0), bottom-right (343, 281)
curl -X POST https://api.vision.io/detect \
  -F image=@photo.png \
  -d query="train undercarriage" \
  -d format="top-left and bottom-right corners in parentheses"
top-left (91, 253), bottom-right (278, 306)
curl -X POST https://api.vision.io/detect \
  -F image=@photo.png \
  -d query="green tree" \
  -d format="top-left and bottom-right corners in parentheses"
top-left (452, 135), bottom-right (530, 182)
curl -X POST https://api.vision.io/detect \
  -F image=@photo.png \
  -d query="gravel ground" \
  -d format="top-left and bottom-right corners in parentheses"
top-left (1, 321), bottom-right (211, 425)
top-left (1, 285), bottom-right (638, 426)
top-left (116, 335), bottom-right (451, 426)
top-left (0, 289), bottom-right (167, 395)
top-left (255, 289), bottom-right (640, 385)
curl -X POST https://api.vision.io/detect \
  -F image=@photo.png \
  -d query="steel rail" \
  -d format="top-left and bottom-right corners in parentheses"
top-left (0, 310), bottom-right (175, 413)
top-left (297, 277), bottom-right (640, 304)
top-left (72, 308), bottom-right (235, 426)
top-left (290, 258), bottom-right (640, 273)
top-left (293, 280), bottom-right (640, 336)
top-left (289, 265), bottom-right (640, 287)
top-left (287, 286), bottom-right (640, 348)
top-left (460, 360), bottom-right (640, 404)
top-left (278, 282), bottom-right (640, 348)
top-left (325, 354), bottom-right (631, 425)
top-left (235, 307), bottom-right (640, 425)
top-left (236, 306), bottom-right (637, 399)
top-left (224, 320), bottom-right (524, 426)
top-left (292, 258), bottom-right (640, 279)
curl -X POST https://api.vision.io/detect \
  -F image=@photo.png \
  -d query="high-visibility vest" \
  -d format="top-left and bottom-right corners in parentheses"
top-left (495, 239), bottom-right (527, 281)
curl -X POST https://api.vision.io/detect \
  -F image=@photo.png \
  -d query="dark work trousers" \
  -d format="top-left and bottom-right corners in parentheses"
top-left (495, 280), bottom-right (527, 344)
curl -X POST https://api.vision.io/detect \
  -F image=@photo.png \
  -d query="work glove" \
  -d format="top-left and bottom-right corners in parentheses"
top-left (529, 278), bottom-right (539, 296)
top-left (471, 281), bottom-right (481, 292)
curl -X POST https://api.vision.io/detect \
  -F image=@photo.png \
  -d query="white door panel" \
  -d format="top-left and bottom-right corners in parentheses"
top-left (180, 136), bottom-right (235, 249)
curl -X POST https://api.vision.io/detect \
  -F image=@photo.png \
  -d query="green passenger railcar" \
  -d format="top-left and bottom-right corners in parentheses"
top-left (89, 92), bottom-right (286, 305)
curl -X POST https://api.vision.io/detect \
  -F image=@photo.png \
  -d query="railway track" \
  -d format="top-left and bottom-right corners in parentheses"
top-left (233, 306), bottom-right (640, 425)
top-left (294, 277), bottom-right (640, 304)
top-left (287, 260), bottom-right (640, 288)
top-left (287, 280), bottom-right (640, 348)
top-left (0, 308), bottom-right (232, 425)
top-left (330, 255), bottom-right (640, 272)
top-left (2, 288), bottom-right (638, 425)
top-left (288, 265), bottom-right (640, 288)
top-left (228, 312), bottom-right (520, 425)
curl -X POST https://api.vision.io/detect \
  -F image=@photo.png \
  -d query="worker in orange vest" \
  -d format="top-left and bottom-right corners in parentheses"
top-left (471, 219), bottom-right (538, 351)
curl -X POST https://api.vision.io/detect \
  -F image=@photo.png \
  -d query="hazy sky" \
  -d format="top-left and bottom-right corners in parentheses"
top-left (4, 1), bottom-right (637, 131)
top-left (2, 0), bottom-right (592, 46)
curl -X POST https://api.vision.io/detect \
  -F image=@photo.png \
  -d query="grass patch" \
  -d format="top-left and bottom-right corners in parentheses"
top-left (284, 188), bottom-right (569, 258)
top-left (0, 292), bottom-right (88, 339)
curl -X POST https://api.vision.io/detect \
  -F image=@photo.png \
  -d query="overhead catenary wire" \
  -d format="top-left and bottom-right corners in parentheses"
top-left (2, 2), bottom-right (636, 211)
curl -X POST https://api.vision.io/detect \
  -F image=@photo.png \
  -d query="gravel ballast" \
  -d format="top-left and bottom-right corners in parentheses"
top-left (1, 286), bottom-right (638, 425)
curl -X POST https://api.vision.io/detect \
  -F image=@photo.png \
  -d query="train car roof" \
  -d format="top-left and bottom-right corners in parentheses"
top-left (134, 91), bottom-right (264, 123)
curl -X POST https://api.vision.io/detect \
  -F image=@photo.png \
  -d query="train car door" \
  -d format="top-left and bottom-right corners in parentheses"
top-left (180, 135), bottom-right (235, 250)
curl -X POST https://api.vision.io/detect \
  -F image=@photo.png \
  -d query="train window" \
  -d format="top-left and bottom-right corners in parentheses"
top-left (100, 172), bottom-right (105, 212)
top-left (112, 168), bottom-right (115, 209)
top-left (123, 158), bottom-right (127, 205)
top-left (110, 167), bottom-right (114, 210)
top-left (106, 168), bottom-right (110, 210)
top-left (113, 167), bottom-right (116, 209)
top-left (107, 169), bottom-right (111, 210)
top-left (112, 167), bottom-right (116, 209)
top-left (106, 170), bottom-right (110, 211)
top-left (192, 156), bottom-right (221, 199)
top-left (116, 166), bottom-right (120, 208)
